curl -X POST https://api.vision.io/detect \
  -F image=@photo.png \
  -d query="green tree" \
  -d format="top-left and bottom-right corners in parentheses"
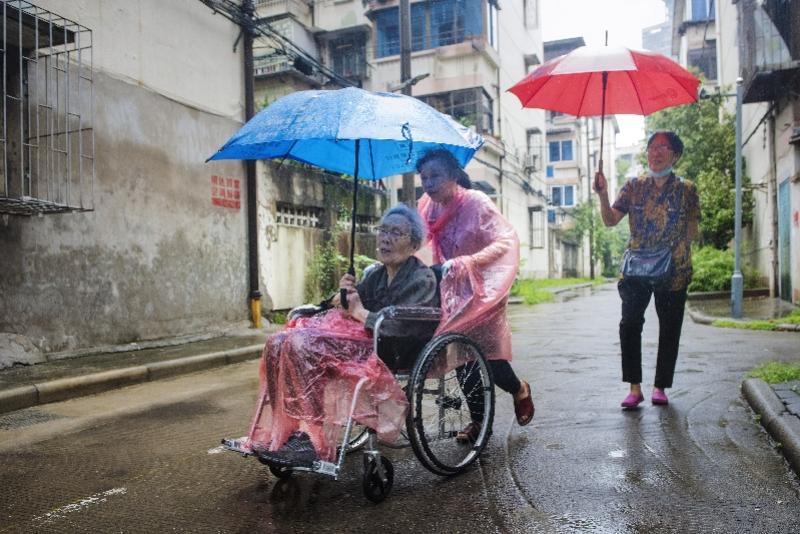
top-left (645, 88), bottom-right (754, 249)
top-left (616, 158), bottom-right (631, 190)
top-left (566, 202), bottom-right (630, 278)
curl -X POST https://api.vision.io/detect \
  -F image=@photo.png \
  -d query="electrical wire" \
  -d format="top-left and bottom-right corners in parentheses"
top-left (196, 0), bottom-right (354, 87)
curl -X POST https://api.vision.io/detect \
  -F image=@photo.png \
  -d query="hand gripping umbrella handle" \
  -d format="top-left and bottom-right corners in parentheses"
top-left (340, 265), bottom-right (356, 310)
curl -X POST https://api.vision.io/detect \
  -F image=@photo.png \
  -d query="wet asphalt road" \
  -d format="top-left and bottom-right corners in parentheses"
top-left (1, 283), bottom-right (798, 533)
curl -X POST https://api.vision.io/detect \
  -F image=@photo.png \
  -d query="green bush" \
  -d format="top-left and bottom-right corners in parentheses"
top-left (688, 245), bottom-right (761, 292)
top-left (304, 229), bottom-right (378, 303)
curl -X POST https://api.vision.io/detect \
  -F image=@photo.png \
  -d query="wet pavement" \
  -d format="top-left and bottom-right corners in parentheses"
top-left (1, 283), bottom-right (799, 532)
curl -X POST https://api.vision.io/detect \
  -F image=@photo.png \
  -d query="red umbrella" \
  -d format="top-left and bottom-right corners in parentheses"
top-left (508, 45), bottom-right (700, 179)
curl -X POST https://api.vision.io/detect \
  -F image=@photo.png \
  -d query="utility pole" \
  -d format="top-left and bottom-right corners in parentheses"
top-left (731, 77), bottom-right (744, 318)
top-left (399, 0), bottom-right (416, 207)
top-left (243, 0), bottom-right (262, 328)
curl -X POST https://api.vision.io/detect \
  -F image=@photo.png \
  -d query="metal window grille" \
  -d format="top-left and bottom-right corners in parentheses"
top-left (276, 203), bottom-right (323, 228)
top-left (528, 206), bottom-right (544, 249)
top-left (0, 1), bottom-right (94, 216)
top-left (418, 87), bottom-right (493, 135)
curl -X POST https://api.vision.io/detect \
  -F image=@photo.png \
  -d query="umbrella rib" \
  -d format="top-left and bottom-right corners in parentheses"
top-left (368, 138), bottom-right (377, 180)
top-left (625, 70), bottom-right (646, 115)
top-left (522, 75), bottom-right (558, 109)
top-left (575, 72), bottom-right (593, 116)
top-left (673, 74), bottom-right (700, 104)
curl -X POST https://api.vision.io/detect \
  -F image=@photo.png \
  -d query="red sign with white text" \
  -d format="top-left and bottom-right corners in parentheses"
top-left (211, 175), bottom-right (241, 209)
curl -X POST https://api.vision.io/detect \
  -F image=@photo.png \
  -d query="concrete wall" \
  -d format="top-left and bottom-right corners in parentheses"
top-left (314, 0), bottom-right (372, 32)
top-left (1, 0), bottom-right (250, 354)
top-left (258, 162), bottom-right (384, 309)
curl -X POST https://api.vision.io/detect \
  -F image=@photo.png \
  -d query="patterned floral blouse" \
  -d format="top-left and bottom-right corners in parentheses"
top-left (612, 173), bottom-right (701, 291)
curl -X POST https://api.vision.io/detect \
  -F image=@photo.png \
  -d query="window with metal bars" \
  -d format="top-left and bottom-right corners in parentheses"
top-left (372, 0), bottom-right (482, 59)
top-left (0, 1), bottom-right (94, 216)
top-left (418, 87), bottom-right (493, 135)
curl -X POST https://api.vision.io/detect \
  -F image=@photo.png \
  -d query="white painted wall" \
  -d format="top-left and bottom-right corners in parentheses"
top-left (36, 0), bottom-right (244, 120)
top-left (1, 1), bottom-right (251, 353)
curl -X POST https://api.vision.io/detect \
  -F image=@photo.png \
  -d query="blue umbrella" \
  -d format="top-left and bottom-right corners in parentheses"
top-left (208, 87), bottom-right (484, 306)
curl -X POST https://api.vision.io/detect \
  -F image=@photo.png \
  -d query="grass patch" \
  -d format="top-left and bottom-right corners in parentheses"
top-left (747, 361), bottom-right (800, 384)
top-left (712, 309), bottom-right (800, 331)
top-left (511, 277), bottom-right (598, 305)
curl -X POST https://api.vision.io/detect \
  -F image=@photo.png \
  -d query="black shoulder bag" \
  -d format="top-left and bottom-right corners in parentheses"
top-left (620, 179), bottom-right (685, 287)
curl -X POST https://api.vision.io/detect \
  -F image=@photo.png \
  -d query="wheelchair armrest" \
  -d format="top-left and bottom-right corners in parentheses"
top-left (288, 304), bottom-right (324, 321)
top-left (378, 306), bottom-right (442, 322)
top-left (372, 306), bottom-right (441, 355)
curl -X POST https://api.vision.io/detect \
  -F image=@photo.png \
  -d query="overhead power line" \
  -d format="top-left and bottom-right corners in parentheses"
top-left (196, 0), bottom-right (355, 88)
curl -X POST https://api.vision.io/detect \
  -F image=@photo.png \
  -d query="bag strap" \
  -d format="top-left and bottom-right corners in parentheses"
top-left (666, 178), bottom-right (685, 249)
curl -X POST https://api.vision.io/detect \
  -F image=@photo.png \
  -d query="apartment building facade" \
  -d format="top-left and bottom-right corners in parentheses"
top-left (670, 0), bottom-right (799, 304)
top-left (248, 0), bottom-right (550, 306)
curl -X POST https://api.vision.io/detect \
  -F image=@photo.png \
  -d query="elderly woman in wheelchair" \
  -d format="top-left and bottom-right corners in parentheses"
top-left (223, 204), bottom-right (495, 502)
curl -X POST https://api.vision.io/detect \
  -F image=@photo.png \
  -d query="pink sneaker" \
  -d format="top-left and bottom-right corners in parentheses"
top-left (621, 392), bottom-right (645, 408)
top-left (651, 389), bottom-right (669, 405)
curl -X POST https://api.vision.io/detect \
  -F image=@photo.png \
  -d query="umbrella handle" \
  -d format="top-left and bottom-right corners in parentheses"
top-left (340, 265), bottom-right (356, 310)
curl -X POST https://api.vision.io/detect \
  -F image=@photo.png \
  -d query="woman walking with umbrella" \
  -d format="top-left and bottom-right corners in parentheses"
top-left (416, 149), bottom-right (534, 442)
top-left (595, 131), bottom-right (700, 408)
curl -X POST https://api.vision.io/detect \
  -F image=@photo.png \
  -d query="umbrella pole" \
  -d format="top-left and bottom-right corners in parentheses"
top-left (341, 139), bottom-right (360, 310)
top-left (598, 71), bottom-right (608, 176)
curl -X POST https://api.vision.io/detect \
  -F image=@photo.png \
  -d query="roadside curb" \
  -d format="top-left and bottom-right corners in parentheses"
top-left (686, 305), bottom-right (800, 332)
top-left (686, 305), bottom-right (715, 325)
top-left (0, 344), bottom-right (263, 416)
top-left (741, 378), bottom-right (800, 476)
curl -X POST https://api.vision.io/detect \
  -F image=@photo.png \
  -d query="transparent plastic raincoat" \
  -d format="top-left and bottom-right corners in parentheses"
top-left (246, 258), bottom-right (438, 462)
top-left (418, 187), bottom-right (520, 361)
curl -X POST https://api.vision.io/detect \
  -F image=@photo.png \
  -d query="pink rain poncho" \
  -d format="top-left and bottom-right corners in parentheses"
top-left (418, 187), bottom-right (520, 361)
top-left (246, 309), bottom-right (407, 462)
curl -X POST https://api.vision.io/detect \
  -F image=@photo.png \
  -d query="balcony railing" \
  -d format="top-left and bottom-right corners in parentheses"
top-left (739, 0), bottom-right (799, 103)
top-left (254, 0), bottom-right (311, 21)
top-left (254, 55), bottom-right (293, 76)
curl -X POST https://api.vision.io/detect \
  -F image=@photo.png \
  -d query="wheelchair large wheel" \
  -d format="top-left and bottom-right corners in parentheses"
top-left (406, 333), bottom-right (494, 476)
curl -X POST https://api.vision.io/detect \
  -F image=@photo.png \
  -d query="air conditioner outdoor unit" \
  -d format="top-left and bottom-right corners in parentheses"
top-left (524, 153), bottom-right (538, 171)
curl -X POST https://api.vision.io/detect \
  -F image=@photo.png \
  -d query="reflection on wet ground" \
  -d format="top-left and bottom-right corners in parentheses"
top-left (689, 295), bottom-right (797, 320)
top-left (551, 285), bottom-right (597, 303)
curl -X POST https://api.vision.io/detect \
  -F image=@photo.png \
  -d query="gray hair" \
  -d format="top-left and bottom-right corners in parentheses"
top-left (381, 203), bottom-right (425, 248)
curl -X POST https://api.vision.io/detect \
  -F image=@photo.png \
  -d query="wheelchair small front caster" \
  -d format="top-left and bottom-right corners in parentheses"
top-left (257, 456), bottom-right (293, 479)
top-left (362, 455), bottom-right (393, 503)
top-left (268, 465), bottom-right (293, 479)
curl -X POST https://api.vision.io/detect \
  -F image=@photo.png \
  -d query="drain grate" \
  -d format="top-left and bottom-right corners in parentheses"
top-left (0, 408), bottom-right (66, 430)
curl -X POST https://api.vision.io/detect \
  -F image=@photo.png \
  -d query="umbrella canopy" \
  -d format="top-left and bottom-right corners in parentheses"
top-left (208, 87), bottom-right (484, 179)
top-left (508, 45), bottom-right (699, 178)
top-left (208, 87), bottom-right (484, 305)
top-left (507, 45), bottom-right (700, 117)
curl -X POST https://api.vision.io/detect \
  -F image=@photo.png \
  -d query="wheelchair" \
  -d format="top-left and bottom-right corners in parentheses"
top-left (221, 301), bottom-right (495, 503)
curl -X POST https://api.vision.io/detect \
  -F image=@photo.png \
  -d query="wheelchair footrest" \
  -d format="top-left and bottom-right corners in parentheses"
top-left (221, 437), bottom-right (253, 456)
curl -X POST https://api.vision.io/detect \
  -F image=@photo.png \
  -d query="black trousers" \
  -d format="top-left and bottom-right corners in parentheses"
top-left (459, 359), bottom-right (521, 423)
top-left (618, 278), bottom-right (688, 389)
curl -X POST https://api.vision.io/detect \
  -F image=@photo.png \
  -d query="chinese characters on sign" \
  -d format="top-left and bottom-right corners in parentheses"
top-left (211, 175), bottom-right (241, 209)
